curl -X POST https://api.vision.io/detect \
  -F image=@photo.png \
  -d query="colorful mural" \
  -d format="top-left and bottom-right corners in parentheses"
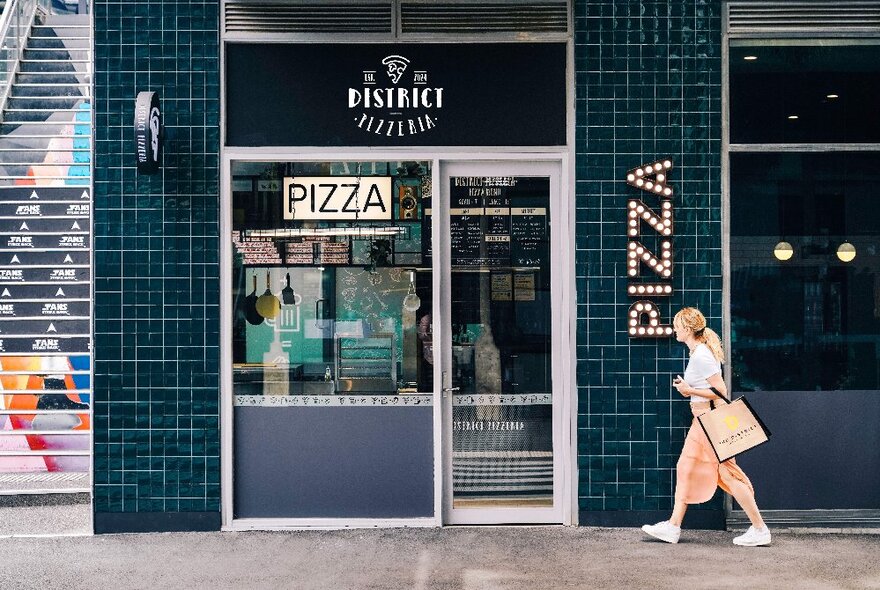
top-left (13, 102), bottom-right (91, 187)
top-left (0, 355), bottom-right (90, 473)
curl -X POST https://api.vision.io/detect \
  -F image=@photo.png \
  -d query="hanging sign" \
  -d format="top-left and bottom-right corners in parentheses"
top-left (134, 91), bottom-right (162, 174)
top-left (282, 176), bottom-right (392, 221)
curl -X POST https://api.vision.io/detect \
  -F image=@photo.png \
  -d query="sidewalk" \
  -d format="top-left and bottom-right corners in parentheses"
top-left (0, 526), bottom-right (878, 589)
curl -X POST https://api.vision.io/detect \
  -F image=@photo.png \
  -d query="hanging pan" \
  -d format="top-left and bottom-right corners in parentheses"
top-left (281, 272), bottom-right (296, 305)
top-left (256, 271), bottom-right (281, 319)
top-left (244, 274), bottom-right (264, 325)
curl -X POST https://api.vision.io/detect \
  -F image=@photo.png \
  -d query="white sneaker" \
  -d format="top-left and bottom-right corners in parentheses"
top-left (641, 520), bottom-right (681, 544)
top-left (733, 526), bottom-right (772, 547)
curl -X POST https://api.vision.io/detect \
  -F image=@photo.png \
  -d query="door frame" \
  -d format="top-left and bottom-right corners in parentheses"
top-left (438, 158), bottom-right (572, 525)
top-left (220, 148), bottom-right (575, 529)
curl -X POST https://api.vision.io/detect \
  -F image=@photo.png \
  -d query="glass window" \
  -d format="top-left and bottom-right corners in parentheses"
top-left (730, 152), bottom-right (880, 391)
top-left (231, 161), bottom-right (433, 399)
top-left (730, 43), bottom-right (880, 144)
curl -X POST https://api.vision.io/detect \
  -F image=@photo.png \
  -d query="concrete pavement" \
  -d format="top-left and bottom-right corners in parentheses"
top-left (0, 526), bottom-right (878, 589)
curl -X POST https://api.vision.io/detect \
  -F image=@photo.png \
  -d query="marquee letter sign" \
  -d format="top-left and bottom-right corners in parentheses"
top-left (625, 159), bottom-right (674, 338)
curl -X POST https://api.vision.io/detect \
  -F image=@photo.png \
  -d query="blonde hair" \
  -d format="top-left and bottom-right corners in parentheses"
top-left (673, 307), bottom-right (724, 362)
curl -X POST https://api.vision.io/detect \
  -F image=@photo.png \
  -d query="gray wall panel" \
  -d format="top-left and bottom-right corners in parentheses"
top-left (737, 391), bottom-right (880, 510)
top-left (234, 406), bottom-right (434, 518)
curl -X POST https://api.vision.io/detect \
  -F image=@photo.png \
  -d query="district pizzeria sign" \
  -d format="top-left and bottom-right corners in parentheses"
top-left (349, 54), bottom-right (443, 138)
top-left (625, 158), bottom-right (675, 338)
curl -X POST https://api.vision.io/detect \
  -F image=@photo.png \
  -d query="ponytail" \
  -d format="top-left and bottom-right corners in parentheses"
top-left (699, 327), bottom-right (724, 363)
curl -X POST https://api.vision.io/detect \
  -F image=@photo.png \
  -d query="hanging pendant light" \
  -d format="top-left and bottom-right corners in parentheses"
top-left (774, 241), bottom-right (794, 261)
top-left (836, 242), bottom-right (856, 263)
top-left (402, 270), bottom-right (421, 312)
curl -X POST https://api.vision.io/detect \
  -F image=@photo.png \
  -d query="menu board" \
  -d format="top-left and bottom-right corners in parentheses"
top-left (286, 238), bottom-right (351, 265)
top-left (0, 187), bottom-right (91, 355)
top-left (449, 176), bottom-right (550, 269)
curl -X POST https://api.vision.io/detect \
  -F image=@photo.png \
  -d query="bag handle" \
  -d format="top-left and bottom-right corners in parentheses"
top-left (709, 386), bottom-right (730, 408)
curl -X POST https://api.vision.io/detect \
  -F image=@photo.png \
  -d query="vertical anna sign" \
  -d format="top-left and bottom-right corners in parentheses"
top-left (625, 159), bottom-right (674, 338)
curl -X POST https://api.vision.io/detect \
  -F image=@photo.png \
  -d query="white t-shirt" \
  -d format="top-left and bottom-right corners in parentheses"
top-left (684, 343), bottom-right (721, 404)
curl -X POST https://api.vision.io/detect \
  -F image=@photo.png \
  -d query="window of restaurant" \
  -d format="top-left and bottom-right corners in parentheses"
top-left (230, 160), bottom-right (437, 521)
top-left (727, 38), bottom-right (880, 516)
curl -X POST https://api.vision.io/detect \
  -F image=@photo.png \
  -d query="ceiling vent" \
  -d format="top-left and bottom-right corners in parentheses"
top-left (399, 1), bottom-right (569, 35)
top-left (728, 2), bottom-right (880, 35)
top-left (223, 0), bottom-right (570, 38)
top-left (224, 2), bottom-right (394, 35)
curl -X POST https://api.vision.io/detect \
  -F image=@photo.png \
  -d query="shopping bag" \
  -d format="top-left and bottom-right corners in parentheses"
top-left (697, 390), bottom-right (771, 462)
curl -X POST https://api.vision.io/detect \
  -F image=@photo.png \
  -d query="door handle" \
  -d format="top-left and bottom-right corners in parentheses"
top-left (441, 386), bottom-right (460, 398)
top-left (441, 371), bottom-right (459, 398)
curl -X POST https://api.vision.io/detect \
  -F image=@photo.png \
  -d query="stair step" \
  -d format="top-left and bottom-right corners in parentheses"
top-left (32, 23), bottom-right (91, 28)
top-left (9, 91), bottom-right (89, 97)
top-left (5, 109), bottom-right (90, 112)
top-left (26, 40), bottom-right (90, 50)
top-left (29, 36), bottom-right (91, 41)
top-left (42, 15), bottom-right (90, 26)
top-left (0, 133), bottom-right (91, 142)
top-left (19, 64), bottom-right (90, 74)
top-left (0, 149), bottom-right (90, 152)
top-left (20, 60), bottom-right (91, 63)
top-left (7, 95), bottom-right (91, 99)
top-left (1, 121), bottom-right (90, 125)
top-left (12, 83), bottom-right (90, 87)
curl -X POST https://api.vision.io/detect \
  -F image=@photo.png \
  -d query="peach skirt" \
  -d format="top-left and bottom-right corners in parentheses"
top-left (675, 404), bottom-right (754, 504)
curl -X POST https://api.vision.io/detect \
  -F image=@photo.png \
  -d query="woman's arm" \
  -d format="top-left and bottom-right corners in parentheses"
top-left (685, 372), bottom-right (727, 401)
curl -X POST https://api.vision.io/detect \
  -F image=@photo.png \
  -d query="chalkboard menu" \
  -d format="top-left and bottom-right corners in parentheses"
top-left (0, 187), bottom-right (91, 355)
top-left (448, 176), bottom-right (550, 269)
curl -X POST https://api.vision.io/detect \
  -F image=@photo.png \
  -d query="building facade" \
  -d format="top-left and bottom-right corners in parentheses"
top-left (87, 0), bottom-right (880, 533)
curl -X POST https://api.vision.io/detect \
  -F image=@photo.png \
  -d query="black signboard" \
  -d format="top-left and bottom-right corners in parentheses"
top-left (448, 176), bottom-right (550, 269)
top-left (226, 43), bottom-right (566, 147)
top-left (0, 336), bottom-right (91, 354)
top-left (0, 187), bottom-right (91, 355)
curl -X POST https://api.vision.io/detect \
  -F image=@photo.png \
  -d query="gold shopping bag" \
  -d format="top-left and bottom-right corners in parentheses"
top-left (697, 391), bottom-right (771, 463)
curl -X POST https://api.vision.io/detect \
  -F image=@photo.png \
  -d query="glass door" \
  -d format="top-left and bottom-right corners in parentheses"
top-left (440, 161), bottom-right (563, 524)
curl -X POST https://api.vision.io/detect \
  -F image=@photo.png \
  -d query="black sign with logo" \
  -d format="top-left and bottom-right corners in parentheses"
top-left (226, 43), bottom-right (566, 147)
top-left (135, 91), bottom-right (162, 174)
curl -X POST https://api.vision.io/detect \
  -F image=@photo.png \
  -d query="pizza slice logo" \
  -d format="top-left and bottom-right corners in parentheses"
top-left (381, 55), bottom-right (410, 84)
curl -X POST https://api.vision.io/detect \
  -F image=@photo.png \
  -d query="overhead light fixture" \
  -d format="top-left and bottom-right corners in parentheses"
top-left (743, 55), bottom-right (758, 61)
top-left (836, 242), bottom-right (856, 263)
top-left (788, 115), bottom-right (799, 120)
top-left (826, 94), bottom-right (839, 99)
top-left (774, 241), bottom-right (794, 261)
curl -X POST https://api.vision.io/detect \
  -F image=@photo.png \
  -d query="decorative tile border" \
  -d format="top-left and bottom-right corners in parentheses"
top-left (235, 394), bottom-right (433, 407)
top-left (452, 393), bottom-right (552, 406)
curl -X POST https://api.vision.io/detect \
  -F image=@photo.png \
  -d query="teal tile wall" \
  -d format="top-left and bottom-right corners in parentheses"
top-left (92, 1), bottom-right (221, 518)
top-left (574, 1), bottom-right (723, 519)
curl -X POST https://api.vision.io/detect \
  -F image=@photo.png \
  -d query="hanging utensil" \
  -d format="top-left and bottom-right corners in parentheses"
top-left (256, 271), bottom-right (281, 319)
top-left (244, 274), bottom-right (264, 325)
top-left (281, 271), bottom-right (296, 305)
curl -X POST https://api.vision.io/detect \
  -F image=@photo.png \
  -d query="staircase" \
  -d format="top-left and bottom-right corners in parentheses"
top-left (0, 12), bottom-right (91, 186)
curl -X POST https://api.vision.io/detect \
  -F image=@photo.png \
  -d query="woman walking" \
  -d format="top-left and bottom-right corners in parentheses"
top-left (641, 307), bottom-right (771, 546)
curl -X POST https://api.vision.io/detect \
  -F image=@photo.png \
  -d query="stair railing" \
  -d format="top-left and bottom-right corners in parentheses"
top-left (0, 0), bottom-right (51, 124)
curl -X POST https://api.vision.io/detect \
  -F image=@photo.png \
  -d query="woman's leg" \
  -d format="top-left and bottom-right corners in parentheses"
top-left (669, 500), bottom-right (688, 527)
top-left (722, 473), bottom-right (766, 529)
